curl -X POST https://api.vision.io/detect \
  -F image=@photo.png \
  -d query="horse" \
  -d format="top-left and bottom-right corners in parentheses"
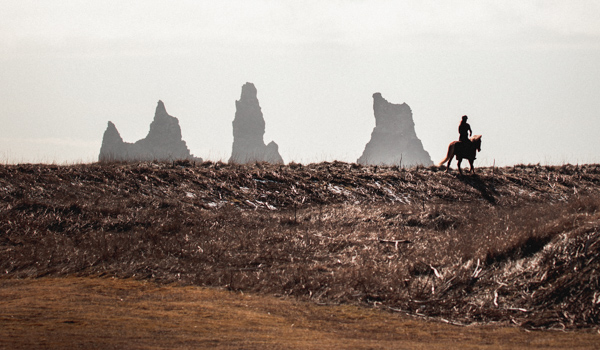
top-left (438, 135), bottom-right (482, 175)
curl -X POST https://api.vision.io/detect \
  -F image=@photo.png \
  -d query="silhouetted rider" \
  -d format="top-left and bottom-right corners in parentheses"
top-left (458, 115), bottom-right (472, 142)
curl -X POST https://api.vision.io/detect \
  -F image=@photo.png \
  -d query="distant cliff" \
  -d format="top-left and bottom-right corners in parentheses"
top-left (229, 83), bottom-right (283, 164)
top-left (358, 93), bottom-right (432, 167)
top-left (99, 101), bottom-right (200, 162)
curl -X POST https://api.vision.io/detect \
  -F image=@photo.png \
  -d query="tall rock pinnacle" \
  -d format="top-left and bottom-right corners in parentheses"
top-left (98, 100), bottom-right (201, 162)
top-left (99, 121), bottom-right (128, 161)
top-left (357, 93), bottom-right (432, 167)
top-left (229, 82), bottom-right (283, 164)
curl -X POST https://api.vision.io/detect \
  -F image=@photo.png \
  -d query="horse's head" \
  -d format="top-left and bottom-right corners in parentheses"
top-left (471, 135), bottom-right (482, 152)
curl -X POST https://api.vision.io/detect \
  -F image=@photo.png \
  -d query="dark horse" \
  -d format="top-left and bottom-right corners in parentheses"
top-left (438, 135), bottom-right (482, 175)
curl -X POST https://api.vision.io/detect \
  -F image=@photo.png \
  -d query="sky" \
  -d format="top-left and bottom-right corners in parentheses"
top-left (1, 1), bottom-right (599, 166)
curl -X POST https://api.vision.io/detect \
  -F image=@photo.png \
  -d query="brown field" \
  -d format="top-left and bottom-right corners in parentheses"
top-left (1, 161), bottom-right (600, 348)
top-left (1, 277), bottom-right (598, 349)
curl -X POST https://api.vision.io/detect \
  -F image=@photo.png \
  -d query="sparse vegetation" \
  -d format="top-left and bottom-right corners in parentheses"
top-left (1, 161), bottom-right (600, 329)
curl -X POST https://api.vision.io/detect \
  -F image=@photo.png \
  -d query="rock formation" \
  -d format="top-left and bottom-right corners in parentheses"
top-left (357, 93), bottom-right (432, 167)
top-left (99, 100), bottom-right (200, 162)
top-left (229, 82), bottom-right (283, 164)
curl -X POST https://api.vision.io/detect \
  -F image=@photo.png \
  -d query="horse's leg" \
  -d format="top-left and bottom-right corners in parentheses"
top-left (457, 158), bottom-right (463, 175)
top-left (443, 144), bottom-right (454, 173)
top-left (469, 158), bottom-right (475, 173)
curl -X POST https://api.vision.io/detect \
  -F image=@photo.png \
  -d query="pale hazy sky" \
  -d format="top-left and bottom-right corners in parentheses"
top-left (2, 1), bottom-right (599, 165)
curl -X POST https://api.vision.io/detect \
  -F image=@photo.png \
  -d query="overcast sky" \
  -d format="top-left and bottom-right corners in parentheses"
top-left (1, 1), bottom-right (599, 165)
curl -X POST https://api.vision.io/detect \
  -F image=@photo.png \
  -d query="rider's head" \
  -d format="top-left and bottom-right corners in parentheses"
top-left (461, 115), bottom-right (468, 121)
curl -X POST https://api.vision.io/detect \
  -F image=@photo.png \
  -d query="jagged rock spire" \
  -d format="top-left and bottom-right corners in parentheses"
top-left (98, 121), bottom-right (128, 162)
top-left (358, 93), bottom-right (432, 167)
top-left (229, 82), bottom-right (283, 164)
top-left (98, 101), bottom-right (201, 162)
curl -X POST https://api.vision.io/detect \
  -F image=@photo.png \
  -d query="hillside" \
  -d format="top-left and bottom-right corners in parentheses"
top-left (1, 161), bottom-right (599, 329)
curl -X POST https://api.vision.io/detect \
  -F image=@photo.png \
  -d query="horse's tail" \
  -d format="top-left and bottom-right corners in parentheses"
top-left (438, 143), bottom-right (455, 166)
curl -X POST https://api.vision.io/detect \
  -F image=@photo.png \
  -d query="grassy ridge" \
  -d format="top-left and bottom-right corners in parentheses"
top-left (1, 162), bottom-right (599, 328)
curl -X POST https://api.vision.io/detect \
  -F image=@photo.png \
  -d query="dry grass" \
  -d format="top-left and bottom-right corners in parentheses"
top-left (1, 277), bottom-right (598, 349)
top-left (1, 161), bottom-right (600, 330)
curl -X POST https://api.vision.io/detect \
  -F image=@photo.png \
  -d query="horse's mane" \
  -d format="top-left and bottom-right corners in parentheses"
top-left (470, 135), bottom-right (482, 145)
